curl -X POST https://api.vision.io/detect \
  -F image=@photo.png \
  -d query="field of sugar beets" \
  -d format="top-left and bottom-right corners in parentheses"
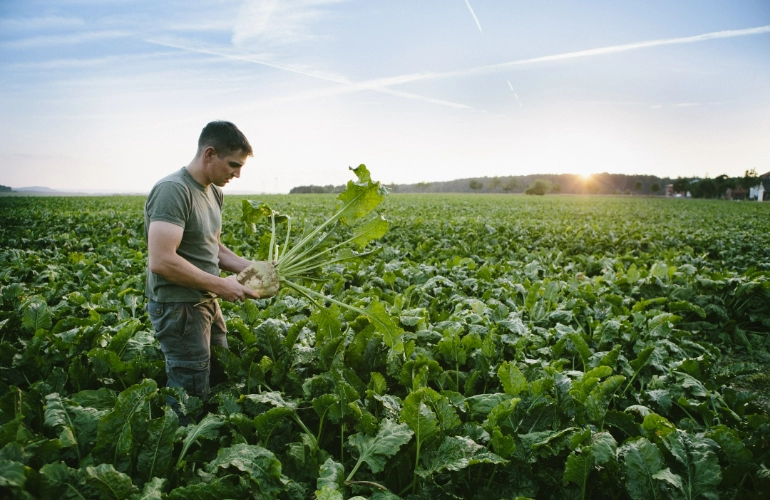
top-left (1, 192), bottom-right (770, 500)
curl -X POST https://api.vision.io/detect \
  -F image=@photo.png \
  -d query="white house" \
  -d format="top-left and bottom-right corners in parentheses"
top-left (749, 171), bottom-right (770, 201)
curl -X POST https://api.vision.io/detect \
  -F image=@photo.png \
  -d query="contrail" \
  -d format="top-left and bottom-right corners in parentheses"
top-left (507, 80), bottom-right (523, 107)
top-left (144, 38), bottom-right (471, 109)
top-left (146, 25), bottom-right (770, 110)
top-left (380, 25), bottom-right (770, 85)
top-left (464, 0), bottom-right (483, 33)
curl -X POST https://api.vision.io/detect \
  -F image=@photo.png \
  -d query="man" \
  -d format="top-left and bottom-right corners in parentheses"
top-left (144, 121), bottom-right (269, 417)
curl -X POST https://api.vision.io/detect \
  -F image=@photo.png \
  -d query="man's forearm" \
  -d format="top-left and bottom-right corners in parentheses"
top-left (218, 243), bottom-right (252, 273)
top-left (150, 252), bottom-right (226, 295)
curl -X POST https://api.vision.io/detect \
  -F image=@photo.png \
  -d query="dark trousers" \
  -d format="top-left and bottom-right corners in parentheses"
top-left (147, 299), bottom-right (228, 403)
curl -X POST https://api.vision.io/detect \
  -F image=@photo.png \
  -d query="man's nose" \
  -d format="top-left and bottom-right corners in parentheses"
top-left (232, 168), bottom-right (241, 178)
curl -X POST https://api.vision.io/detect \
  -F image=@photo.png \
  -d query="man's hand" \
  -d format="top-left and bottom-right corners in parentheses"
top-left (216, 275), bottom-right (261, 302)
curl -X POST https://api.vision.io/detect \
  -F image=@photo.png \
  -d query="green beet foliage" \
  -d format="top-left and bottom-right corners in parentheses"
top-left (1, 191), bottom-right (770, 498)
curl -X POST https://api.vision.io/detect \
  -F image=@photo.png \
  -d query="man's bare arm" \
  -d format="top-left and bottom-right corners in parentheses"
top-left (217, 242), bottom-right (252, 274)
top-left (147, 221), bottom-right (259, 301)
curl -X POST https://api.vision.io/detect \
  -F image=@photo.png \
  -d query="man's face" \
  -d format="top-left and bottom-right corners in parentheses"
top-left (208, 149), bottom-right (249, 187)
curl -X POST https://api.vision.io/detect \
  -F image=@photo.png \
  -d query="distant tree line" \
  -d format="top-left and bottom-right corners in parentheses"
top-left (386, 173), bottom-right (674, 195)
top-left (672, 170), bottom-right (766, 199)
top-left (289, 170), bottom-right (768, 198)
top-left (289, 184), bottom-right (344, 194)
top-left (0, 185), bottom-right (12, 192)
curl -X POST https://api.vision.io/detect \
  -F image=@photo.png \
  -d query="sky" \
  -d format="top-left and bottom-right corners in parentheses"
top-left (1, 0), bottom-right (769, 193)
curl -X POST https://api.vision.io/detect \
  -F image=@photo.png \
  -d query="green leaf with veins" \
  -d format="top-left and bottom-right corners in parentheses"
top-left (401, 392), bottom-right (439, 452)
top-left (134, 477), bottom-right (166, 500)
top-left (136, 406), bottom-right (178, 483)
top-left (254, 406), bottom-right (294, 442)
top-left (417, 435), bottom-right (507, 477)
top-left (663, 430), bottom-right (721, 500)
top-left (347, 418), bottom-right (413, 480)
top-left (350, 215), bottom-right (389, 248)
top-left (498, 361), bottom-right (528, 396)
top-left (176, 413), bottom-right (225, 467)
top-left (39, 462), bottom-right (86, 500)
top-left (0, 459), bottom-right (26, 491)
top-left (83, 463), bottom-right (138, 499)
top-left (622, 438), bottom-right (666, 500)
top-left (166, 476), bottom-right (249, 500)
top-left (206, 443), bottom-right (284, 496)
top-left (336, 165), bottom-right (388, 225)
top-left (241, 200), bottom-right (288, 235)
top-left (93, 379), bottom-right (157, 473)
top-left (564, 447), bottom-right (595, 499)
top-left (706, 425), bottom-right (752, 465)
top-left (590, 431), bottom-right (617, 464)
top-left (317, 457), bottom-right (345, 492)
top-left (22, 298), bottom-right (51, 332)
top-left (483, 398), bottom-right (520, 433)
top-left (585, 375), bottom-right (625, 423)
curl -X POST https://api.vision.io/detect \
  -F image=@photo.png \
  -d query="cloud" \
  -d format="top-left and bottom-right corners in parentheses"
top-left (145, 37), bottom-right (471, 109)
top-left (232, 0), bottom-right (345, 48)
top-left (151, 24), bottom-right (770, 112)
top-left (366, 25), bottom-right (770, 87)
top-left (263, 24), bottom-right (770, 107)
top-left (146, 37), bottom-right (348, 83)
top-left (0, 16), bottom-right (85, 31)
top-left (1, 30), bottom-right (131, 49)
top-left (651, 102), bottom-right (703, 109)
top-left (1, 51), bottom-right (180, 71)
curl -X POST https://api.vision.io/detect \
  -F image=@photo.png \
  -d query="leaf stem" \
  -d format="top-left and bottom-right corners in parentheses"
top-left (279, 192), bottom-right (364, 264)
top-left (268, 213), bottom-right (276, 262)
top-left (344, 480), bottom-right (388, 491)
top-left (280, 279), bottom-right (392, 335)
top-left (279, 217), bottom-right (292, 261)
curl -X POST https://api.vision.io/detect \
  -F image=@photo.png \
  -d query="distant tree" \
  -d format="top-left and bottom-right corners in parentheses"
top-left (737, 169), bottom-right (759, 191)
top-left (525, 179), bottom-right (552, 195)
top-left (469, 179), bottom-right (483, 191)
top-left (502, 178), bottom-right (519, 192)
top-left (650, 183), bottom-right (661, 194)
top-left (633, 180), bottom-right (643, 193)
top-left (0, 185), bottom-right (11, 192)
top-left (289, 184), bottom-right (343, 194)
top-left (587, 181), bottom-right (600, 195)
top-left (712, 174), bottom-right (736, 198)
top-left (551, 183), bottom-right (562, 194)
top-left (624, 189), bottom-right (631, 195)
top-left (672, 177), bottom-right (690, 195)
top-left (415, 182), bottom-right (432, 192)
top-left (487, 177), bottom-right (503, 191)
top-left (690, 178), bottom-right (717, 198)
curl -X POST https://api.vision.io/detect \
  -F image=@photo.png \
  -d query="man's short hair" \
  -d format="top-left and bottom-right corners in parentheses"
top-left (197, 121), bottom-right (253, 158)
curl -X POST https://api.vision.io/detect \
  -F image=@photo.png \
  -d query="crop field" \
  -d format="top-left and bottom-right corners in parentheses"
top-left (1, 193), bottom-right (770, 499)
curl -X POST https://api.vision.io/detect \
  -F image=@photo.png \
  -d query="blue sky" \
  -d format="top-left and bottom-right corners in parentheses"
top-left (1, 0), bottom-right (769, 193)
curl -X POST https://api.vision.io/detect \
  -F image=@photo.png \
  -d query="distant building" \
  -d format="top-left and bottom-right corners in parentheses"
top-left (726, 186), bottom-right (747, 200)
top-left (749, 171), bottom-right (770, 201)
top-left (665, 184), bottom-right (674, 197)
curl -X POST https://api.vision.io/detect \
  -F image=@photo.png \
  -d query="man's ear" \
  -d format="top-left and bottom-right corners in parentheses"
top-left (202, 146), bottom-right (217, 162)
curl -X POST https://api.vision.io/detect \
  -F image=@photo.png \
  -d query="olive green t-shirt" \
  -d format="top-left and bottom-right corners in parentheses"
top-left (144, 168), bottom-right (224, 302)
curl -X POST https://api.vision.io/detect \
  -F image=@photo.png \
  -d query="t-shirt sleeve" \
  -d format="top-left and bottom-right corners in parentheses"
top-left (145, 181), bottom-right (190, 228)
